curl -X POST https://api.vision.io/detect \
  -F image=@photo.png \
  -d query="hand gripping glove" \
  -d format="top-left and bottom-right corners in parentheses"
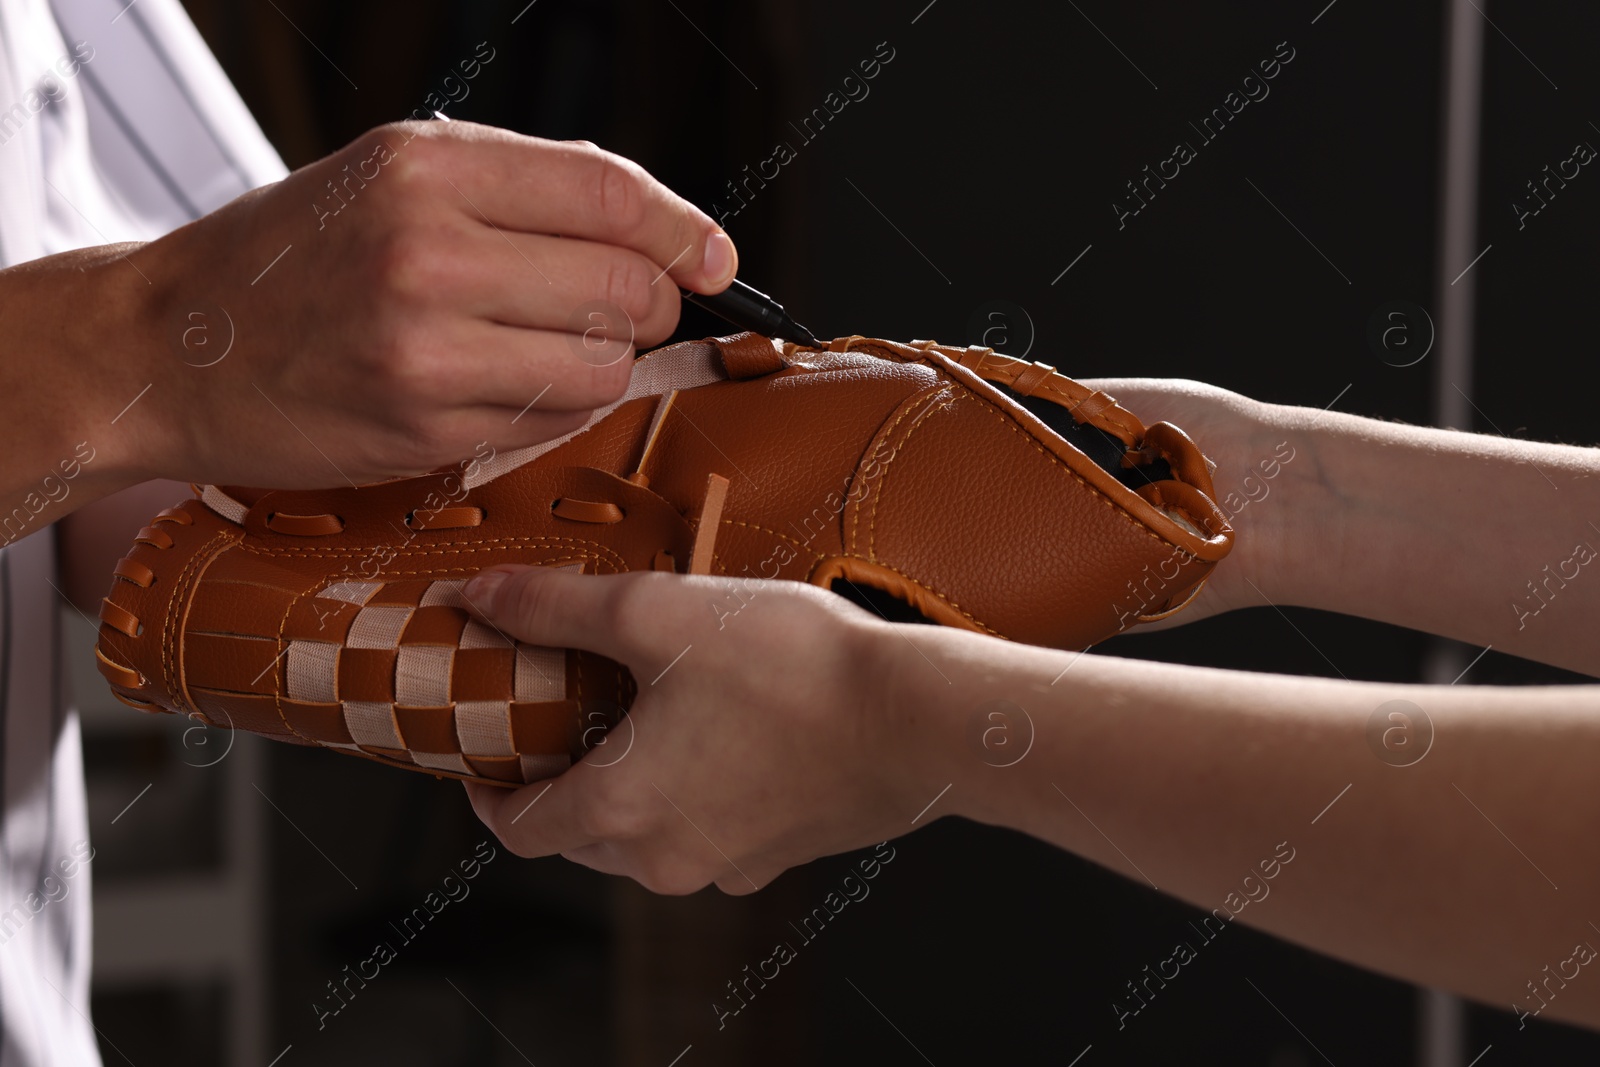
top-left (94, 333), bottom-right (1234, 787)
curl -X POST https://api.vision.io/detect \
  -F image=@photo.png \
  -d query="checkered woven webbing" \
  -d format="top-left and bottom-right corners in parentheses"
top-left (260, 577), bottom-right (578, 785)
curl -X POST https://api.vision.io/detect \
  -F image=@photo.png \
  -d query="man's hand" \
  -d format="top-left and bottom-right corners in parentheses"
top-left (462, 565), bottom-right (914, 896)
top-left (99, 121), bottom-right (736, 490)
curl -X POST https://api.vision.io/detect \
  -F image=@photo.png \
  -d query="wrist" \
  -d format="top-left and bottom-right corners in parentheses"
top-left (871, 619), bottom-right (1045, 830)
top-left (870, 619), bottom-right (964, 822)
top-left (0, 245), bottom-right (173, 513)
top-left (57, 244), bottom-right (173, 485)
top-left (1240, 399), bottom-right (1349, 609)
top-left (99, 231), bottom-right (208, 486)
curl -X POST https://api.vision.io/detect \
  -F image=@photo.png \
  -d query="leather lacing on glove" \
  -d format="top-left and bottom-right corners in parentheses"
top-left (96, 506), bottom-right (191, 708)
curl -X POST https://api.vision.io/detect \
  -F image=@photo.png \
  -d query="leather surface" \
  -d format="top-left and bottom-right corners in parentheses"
top-left (96, 333), bottom-right (1234, 786)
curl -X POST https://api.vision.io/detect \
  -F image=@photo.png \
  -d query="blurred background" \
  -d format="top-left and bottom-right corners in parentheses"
top-left (69, 0), bottom-right (1600, 1064)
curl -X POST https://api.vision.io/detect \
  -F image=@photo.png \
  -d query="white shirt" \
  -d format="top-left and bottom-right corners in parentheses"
top-left (0, 1), bottom-right (284, 1061)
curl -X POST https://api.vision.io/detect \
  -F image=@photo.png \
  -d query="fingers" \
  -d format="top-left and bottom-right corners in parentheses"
top-left (468, 775), bottom-right (772, 896)
top-left (465, 776), bottom-right (599, 859)
top-left (467, 770), bottom-right (698, 889)
top-left (399, 122), bottom-right (738, 294)
top-left (442, 228), bottom-right (683, 348)
top-left (438, 403), bottom-right (594, 460)
top-left (412, 321), bottom-right (636, 413)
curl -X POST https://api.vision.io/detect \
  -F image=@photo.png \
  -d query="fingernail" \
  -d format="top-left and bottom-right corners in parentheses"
top-left (702, 231), bottom-right (735, 288)
top-left (465, 569), bottom-right (509, 606)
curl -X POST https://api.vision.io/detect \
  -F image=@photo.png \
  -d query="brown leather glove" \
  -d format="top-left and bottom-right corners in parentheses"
top-left (95, 333), bottom-right (1233, 787)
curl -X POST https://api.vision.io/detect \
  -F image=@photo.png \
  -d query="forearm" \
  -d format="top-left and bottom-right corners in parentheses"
top-left (1259, 402), bottom-right (1600, 674)
top-left (890, 627), bottom-right (1600, 1027)
top-left (0, 244), bottom-right (164, 545)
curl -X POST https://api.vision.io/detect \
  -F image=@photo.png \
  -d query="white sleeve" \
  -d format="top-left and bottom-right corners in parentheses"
top-left (48, 0), bottom-right (287, 229)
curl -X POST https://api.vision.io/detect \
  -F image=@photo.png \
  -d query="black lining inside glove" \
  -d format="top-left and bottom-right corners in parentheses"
top-left (830, 578), bottom-right (936, 626)
top-left (992, 382), bottom-right (1174, 491)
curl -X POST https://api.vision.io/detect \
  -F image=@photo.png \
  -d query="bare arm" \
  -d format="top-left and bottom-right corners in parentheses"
top-left (0, 244), bottom-right (163, 541)
top-left (1085, 379), bottom-right (1600, 676)
top-left (900, 631), bottom-right (1600, 1031)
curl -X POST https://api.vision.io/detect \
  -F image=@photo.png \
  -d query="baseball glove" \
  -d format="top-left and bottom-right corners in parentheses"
top-left (95, 332), bottom-right (1234, 787)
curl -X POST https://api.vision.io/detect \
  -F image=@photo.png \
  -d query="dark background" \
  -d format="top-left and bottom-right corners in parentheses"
top-left (84, 1), bottom-right (1600, 1064)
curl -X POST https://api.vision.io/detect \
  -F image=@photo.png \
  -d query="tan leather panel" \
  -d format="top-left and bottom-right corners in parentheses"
top-left (371, 580), bottom-right (432, 607)
top-left (451, 647), bottom-right (515, 700)
top-left (394, 705), bottom-right (458, 754)
top-left (282, 596), bottom-right (359, 644)
top-left (278, 699), bottom-right (355, 745)
top-left (189, 579), bottom-right (298, 645)
top-left (509, 700), bottom-right (581, 755)
top-left (199, 549), bottom-right (311, 590)
top-left (851, 391), bottom-right (1224, 648)
top-left (337, 648), bottom-right (395, 703)
top-left (189, 689), bottom-right (304, 742)
top-left (704, 520), bottom-right (818, 582)
top-left (401, 606), bottom-right (469, 647)
top-left (540, 396), bottom-right (660, 478)
top-left (641, 367), bottom-right (927, 549)
top-left (572, 649), bottom-right (631, 718)
top-left (183, 633), bottom-right (282, 694)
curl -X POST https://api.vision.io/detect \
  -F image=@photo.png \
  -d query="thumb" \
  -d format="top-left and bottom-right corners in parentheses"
top-left (463, 564), bottom-right (643, 660)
